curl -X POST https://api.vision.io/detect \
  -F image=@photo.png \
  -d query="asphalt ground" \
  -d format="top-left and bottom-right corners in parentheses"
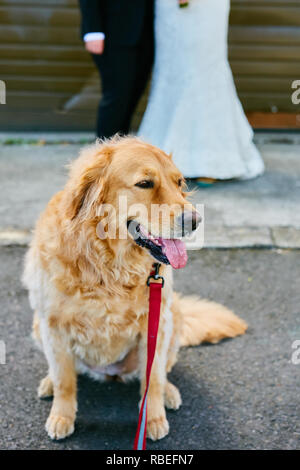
top-left (0, 246), bottom-right (299, 450)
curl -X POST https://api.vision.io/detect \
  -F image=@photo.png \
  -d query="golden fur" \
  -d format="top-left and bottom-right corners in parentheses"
top-left (22, 136), bottom-right (247, 442)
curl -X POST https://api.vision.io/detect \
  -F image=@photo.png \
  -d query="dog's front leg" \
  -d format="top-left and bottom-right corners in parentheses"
top-left (139, 307), bottom-right (172, 441)
top-left (40, 317), bottom-right (77, 440)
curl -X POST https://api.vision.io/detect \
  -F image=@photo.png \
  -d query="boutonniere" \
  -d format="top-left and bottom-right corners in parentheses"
top-left (179, 0), bottom-right (189, 7)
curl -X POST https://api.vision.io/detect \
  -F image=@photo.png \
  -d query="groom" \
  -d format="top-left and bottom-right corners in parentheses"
top-left (78, 0), bottom-right (154, 139)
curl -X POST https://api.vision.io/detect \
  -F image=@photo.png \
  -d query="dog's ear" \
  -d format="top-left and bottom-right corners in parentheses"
top-left (65, 145), bottom-right (112, 220)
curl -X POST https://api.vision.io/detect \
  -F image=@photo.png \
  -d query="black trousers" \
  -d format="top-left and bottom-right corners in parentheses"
top-left (91, 22), bottom-right (154, 139)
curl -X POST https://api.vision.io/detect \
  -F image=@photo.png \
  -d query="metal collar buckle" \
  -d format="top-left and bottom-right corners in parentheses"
top-left (147, 263), bottom-right (165, 288)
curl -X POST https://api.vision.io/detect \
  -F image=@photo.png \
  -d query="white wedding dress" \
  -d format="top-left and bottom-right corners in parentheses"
top-left (138, 0), bottom-right (264, 180)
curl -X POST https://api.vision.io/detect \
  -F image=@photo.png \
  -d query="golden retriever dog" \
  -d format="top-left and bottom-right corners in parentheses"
top-left (22, 136), bottom-right (247, 442)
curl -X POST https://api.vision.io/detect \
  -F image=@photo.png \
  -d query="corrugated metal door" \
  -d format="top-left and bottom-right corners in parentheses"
top-left (229, 0), bottom-right (300, 121)
top-left (0, 0), bottom-right (96, 131)
top-left (0, 0), bottom-right (299, 131)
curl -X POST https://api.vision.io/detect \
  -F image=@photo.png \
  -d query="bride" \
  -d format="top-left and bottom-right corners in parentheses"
top-left (138, 0), bottom-right (264, 181)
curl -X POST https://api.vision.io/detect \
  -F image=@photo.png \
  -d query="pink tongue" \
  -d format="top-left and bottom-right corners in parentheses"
top-left (160, 239), bottom-right (187, 269)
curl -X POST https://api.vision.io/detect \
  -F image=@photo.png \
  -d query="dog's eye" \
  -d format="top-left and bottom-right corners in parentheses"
top-left (135, 180), bottom-right (154, 189)
top-left (178, 178), bottom-right (183, 187)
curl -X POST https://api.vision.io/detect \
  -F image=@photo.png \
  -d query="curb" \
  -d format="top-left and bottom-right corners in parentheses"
top-left (1, 227), bottom-right (300, 250)
top-left (0, 130), bottom-right (300, 146)
top-left (0, 230), bottom-right (32, 246)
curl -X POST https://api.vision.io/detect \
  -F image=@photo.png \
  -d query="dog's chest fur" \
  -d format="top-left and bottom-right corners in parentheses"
top-left (24, 230), bottom-right (172, 375)
top-left (65, 298), bottom-right (145, 368)
top-left (33, 262), bottom-right (170, 371)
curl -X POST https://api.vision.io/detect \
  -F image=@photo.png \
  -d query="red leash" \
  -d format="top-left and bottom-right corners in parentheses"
top-left (133, 263), bottom-right (164, 450)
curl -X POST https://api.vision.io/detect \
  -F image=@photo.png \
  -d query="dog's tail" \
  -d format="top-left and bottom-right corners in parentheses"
top-left (176, 294), bottom-right (247, 347)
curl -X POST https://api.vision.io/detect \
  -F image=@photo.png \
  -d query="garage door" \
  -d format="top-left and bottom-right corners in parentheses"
top-left (0, 0), bottom-right (299, 131)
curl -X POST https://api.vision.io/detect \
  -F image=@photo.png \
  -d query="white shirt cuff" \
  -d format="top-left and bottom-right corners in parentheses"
top-left (84, 32), bottom-right (105, 42)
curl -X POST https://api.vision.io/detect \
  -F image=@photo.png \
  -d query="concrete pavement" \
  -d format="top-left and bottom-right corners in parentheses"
top-left (0, 132), bottom-right (300, 249)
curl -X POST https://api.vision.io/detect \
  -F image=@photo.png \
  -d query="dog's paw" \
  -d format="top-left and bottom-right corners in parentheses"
top-left (147, 416), bottom-right (169, 441)
top-left (164, 382), bottom-right (182, 410)
top-left (45, 414), bottom-right (75, 440)
top-left (38, 375), bottom-right (53, 399)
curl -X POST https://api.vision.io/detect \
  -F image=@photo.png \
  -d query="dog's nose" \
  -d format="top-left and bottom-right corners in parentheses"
top-left (180, 210), bottom-right (202, 235)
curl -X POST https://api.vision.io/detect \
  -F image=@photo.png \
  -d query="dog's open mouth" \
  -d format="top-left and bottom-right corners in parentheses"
top-left (127, 220), bottom-right (187, 269)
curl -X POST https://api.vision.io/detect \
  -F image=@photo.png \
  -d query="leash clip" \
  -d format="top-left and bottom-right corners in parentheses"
top-left (147, 263), bottom-right (164, 287)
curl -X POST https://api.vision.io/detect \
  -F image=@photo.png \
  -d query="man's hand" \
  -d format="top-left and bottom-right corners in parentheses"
top-left (85, 39), bottom-right (105, 55)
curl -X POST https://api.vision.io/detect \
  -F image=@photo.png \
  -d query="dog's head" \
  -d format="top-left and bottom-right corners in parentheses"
top-left (64, 136), bottom-right (201, 269)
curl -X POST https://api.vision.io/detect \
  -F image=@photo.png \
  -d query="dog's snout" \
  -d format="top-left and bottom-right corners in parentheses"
top-left (180, 210), bottom-right (201, 235)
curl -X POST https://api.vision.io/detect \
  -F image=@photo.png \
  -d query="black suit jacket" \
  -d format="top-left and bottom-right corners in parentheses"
top-left (78, 0), bottom-right (153, 46)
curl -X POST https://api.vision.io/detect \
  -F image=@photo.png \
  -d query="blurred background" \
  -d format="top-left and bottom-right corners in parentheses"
top-left (0, 0), bottom-right (299, 132)
top-left (1, 1), bottom-right (300, 451)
